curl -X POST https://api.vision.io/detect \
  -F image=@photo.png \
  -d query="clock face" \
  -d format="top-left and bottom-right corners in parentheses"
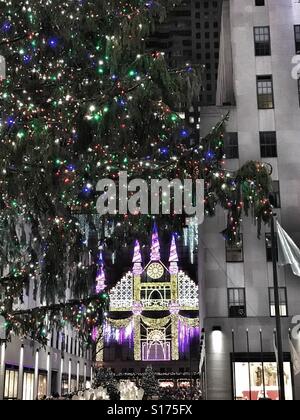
top-left (147, 263), bottom-right (164, 280)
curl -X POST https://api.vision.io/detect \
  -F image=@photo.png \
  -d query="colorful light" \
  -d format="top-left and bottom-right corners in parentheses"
top-left (104, 319), bottom-right (134, 346)
top-left (180, 129), bottom-right (189, 138)
top-left (169, 234), bottom-right (179, 274)
top-left (169, 302), bottom-right (180, 315)
top-left (178, 319), bottom-right (200, 354)
top-left (132, 240), bottom-right (142, 263)
top-left (48, 37), bottom-right (58, 48)
top-left (150, 223), bottom-right (161, 261)
top-left (132, 302), bottom-right (143, 316)
top-left (1, 21), bottom-right (12, 32)
top-left (96, 250), bottom-right (106, 293)
top-left (0, 0), bottom-right (272, 341)
top-left (132, 240), bottom-right (143, 275)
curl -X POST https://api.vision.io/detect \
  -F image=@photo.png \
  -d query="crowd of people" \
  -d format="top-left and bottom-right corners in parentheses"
top-left (38, 393), bottom-right (68, 400)
top-left (38, 386), bottom-right (203, 401)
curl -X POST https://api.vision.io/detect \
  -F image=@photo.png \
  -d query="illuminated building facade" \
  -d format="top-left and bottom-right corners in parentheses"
top-left (200, 0), bottom-right (300, 400)
top-left (97, 226), bottom-right (200, 385)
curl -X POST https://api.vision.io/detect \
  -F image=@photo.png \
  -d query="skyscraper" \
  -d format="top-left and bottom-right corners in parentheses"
top-left (200, 0), bottom-right (300, 400)
top-left (97, 228), bottom-right (200, 385)
top-left (148, 0), bottom-right (223, 135)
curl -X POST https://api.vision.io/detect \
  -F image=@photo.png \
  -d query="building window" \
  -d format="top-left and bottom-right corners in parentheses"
top-left (233, 360), bottom-right (293, 400)
top-left (224, 132), bottom-right (239, 159)
top-left (269, 287), bottom-right (288, 317)
top-left (61, 375), bottom-right (68, 396)
top-left (228, 288), bottom-right (246, 318)
top-left (260, 131), bottom-right (277, 158)
top-left (269, 181), bottom-right (281, 208)
top-left (38, 373), bottom-right (47, 399)
top-left (254, 26), bottom-right (271, 56)
top-left (265, 233), bottom-right (278, 262)
top-left (298, 78), bottom-right (300, 106)
top-left (294, 25), bottom-right (300, 54)
top-left (23, 371), bottom-right (34, 401)
top-left (4, 368), bottom-right (18, 400)
top-left (255, 0), bottom-right (265, 5)
top-left (257, 76), bottom-right (274, 109)
top-left (226, 235), bottom-right (244, 263)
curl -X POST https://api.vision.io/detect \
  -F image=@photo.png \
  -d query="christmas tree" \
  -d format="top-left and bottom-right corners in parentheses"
top-left (0, 1), bottom-right (272, 340)
top-left (140, 365), bottom-right (159, 399)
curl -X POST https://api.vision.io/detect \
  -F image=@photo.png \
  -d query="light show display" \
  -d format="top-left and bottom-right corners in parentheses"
top-left (97, 226), bottom-right (200, 363)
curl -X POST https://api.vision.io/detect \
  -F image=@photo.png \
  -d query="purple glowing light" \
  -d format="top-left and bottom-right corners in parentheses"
top-left (95, 266), bottom-right (106, 293)
top-left (178, 319), bottom-right (200, 354)
top-left (82, 183), bottom-right (92, 194)
top-left (95, 250), bottom-right (106, 293)
top-left (66, 163), bottom-right (76, 172)
top-left (180, 129), bottom-right (189, 138)
top-left (104, 320), bottom-right (134, 346)
top-left (1, 21), bottom-right (12, 32)
top-left (169, 235), bottom-right (179, 274)
top-left (169, 302), bottom-right (180, 315)
top-left (48, 37), bottom-right (59, 48)
top-left (23, 55), bottom-right (32, 64)
top-left (6, 116), bottom-right (15, 127)
top-left (132, 240), bottom-right (143, 275)
top-left (132, 240), bottom-right (142, 263)
top-left (132, 302), bottom-right (143, 316)
top-left (92, 326), bottom-right (98, 342)
top-left (150, 223), bottom-right (161, 261)
top-left (159, 147), bottom-right (169, 156)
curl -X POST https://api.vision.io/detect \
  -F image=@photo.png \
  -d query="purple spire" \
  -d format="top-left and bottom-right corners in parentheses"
top-left (96, 250), bottom-right (106, 293)
top-left (150, 223), bottom-right (161, 261)
top-left (133, 240), bottom-right (143, 275)
top-left (98, 250), bottom-right (104, 266)
top-left (169, 235), bottom-right (179, 263)
top-left (132, 240), bottom-right (142, 263)
top-left (169, 234), bottom-right (179, 274)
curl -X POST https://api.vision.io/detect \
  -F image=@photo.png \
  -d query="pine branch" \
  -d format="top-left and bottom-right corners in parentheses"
top-left (10, 294), bottom-right (108, 317)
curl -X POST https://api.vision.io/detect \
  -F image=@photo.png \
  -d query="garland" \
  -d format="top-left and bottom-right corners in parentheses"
top-left (178, 316), bottom-right (199, 328)
top-left (106, 317), bottom-right (133, 329)
top-left (141, 315), bottom-right (171, 328)
top-left (106, 314), bottom-right (199, 330)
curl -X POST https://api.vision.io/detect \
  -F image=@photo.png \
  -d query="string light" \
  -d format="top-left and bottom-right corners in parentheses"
top-left (0, 0), bottom-right (272, 341)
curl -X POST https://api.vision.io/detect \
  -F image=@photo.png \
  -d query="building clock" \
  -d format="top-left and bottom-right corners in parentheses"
top-left (147, 263), bottom-right (164, 280)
